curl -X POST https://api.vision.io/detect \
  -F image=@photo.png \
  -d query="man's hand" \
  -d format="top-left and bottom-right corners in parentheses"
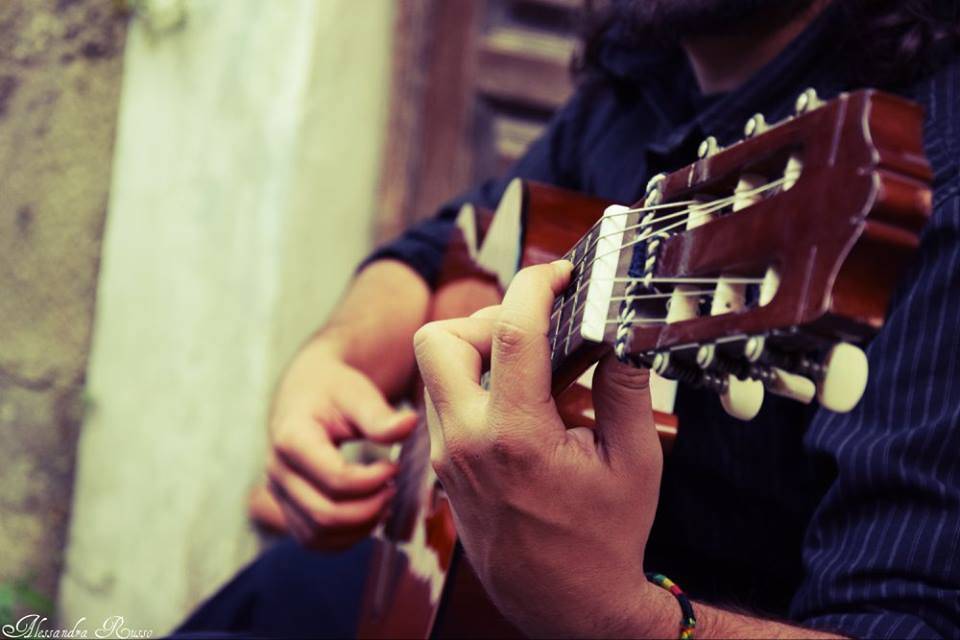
top-left (413, 261), bottom-right (665, 637)
top-left (266, 339), bottom-right (418, 550)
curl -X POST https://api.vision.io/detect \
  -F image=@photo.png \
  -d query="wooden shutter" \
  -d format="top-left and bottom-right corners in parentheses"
top-left (374, 0), bottom-right (581, 243)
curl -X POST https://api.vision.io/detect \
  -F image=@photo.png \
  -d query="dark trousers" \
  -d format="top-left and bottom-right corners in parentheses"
top-left (172, 537), bottom-right (374, 639)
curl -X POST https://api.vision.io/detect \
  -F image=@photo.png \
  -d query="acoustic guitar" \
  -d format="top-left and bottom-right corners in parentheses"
top-left (354, 88), bottom-right (933, 638)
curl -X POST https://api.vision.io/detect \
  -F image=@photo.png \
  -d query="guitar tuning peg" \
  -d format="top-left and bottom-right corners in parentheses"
top-left (743, 335), bottom-right (767, 362)
top-left (761, 367), bottom-right (817, 405)
top-left (744, 113), bottom-right (768, 138)
top-left (795, 88), bottom-right (823, 115)
top-left (720, 374), bottom-right (765, 421)
top-left (698, 136), bottom-right (720, 159)
top-left (741, 335), bottom-right (816, 404)
top-left (652, 351), bottom-right (672, 377)
top-left (695, 343), bottom-right (717, 369)
top-left (816, 342), bottom-right (869, 413)
top-left (657, 346), bottom-right (765, 420)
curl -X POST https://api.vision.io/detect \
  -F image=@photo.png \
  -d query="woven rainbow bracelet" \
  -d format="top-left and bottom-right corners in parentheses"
top-left (645, 572), bottom-right (697, 639)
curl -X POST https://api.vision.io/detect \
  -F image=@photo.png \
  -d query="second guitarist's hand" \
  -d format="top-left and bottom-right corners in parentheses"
top-left (260, 259), bottom-right (431, 550)
top-left (266, 340), bottom-right (419, 550)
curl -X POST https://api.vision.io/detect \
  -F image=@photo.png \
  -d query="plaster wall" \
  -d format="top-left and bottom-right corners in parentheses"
top-left (60, 0), bottom-right (394, 632)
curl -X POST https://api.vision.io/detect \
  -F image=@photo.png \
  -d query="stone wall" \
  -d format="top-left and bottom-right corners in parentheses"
top-left (0, 0), bottom-right (126, 607)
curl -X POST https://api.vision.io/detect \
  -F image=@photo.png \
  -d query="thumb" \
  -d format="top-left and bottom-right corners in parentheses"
top-left (335, 367), bottom-right (419, 444)
top-left (591, 353), bottom-right (658, 465)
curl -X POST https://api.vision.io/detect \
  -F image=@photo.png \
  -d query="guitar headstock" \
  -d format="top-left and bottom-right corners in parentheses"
top-left (552, 88), bottom-right (932, 420)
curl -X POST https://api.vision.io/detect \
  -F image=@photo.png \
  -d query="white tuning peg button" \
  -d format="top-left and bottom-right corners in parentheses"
top-left (765, 368), bottom-right (816, 404)
top-left (795, 88), bottom-right (823, 115)
top-left (744, 113), bottom-right (768, 138)
top-left (817, 342), bottom-right (869, 413)
top-left (698, 136), bottom-right (720, 158)
top-left (720, 375), bottom-right (765, 421)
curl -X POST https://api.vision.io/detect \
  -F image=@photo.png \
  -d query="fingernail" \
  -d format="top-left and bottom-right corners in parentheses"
top-left (551, 259), bottom-right (574, 274)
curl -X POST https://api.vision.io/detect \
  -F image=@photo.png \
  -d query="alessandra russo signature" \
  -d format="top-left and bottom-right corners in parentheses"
top-left (1, 614), bottom-right (153, 639)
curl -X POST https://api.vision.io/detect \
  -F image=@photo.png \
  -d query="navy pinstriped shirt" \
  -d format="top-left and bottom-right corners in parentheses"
top-left (364, 9), bottom-right (960, 638)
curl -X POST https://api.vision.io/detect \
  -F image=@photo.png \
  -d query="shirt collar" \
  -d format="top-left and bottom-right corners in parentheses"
top-left (599, 5), bottom-right (848, 155)
top-left (695, 5), bottom-right (847, 143)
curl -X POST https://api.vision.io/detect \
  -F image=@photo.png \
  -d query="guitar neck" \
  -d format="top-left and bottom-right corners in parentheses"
top-left (547, 204), bottom-right (637, 394)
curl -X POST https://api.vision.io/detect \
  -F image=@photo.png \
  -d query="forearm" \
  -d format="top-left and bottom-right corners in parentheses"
top-left (309, 258), bottom-right (430, 397)
top-left (634, 584), bottom-right (844, 639)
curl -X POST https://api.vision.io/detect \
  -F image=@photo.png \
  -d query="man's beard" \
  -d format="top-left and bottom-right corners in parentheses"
top-left (609, 0), bottom-right (817, 42)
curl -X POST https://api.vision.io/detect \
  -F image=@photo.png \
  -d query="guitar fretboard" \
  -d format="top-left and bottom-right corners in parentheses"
top-left (549, 225), bottom-right (602, 371)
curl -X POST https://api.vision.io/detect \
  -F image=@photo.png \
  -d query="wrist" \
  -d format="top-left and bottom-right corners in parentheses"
top-left (310, 321), bottom-right (420, 398)
top-left (306, 326), bottom-right (351, 363)
top-left (627, 578), bottom-right (688, 638)
top-left (274, 335), bottom-right (354, 410)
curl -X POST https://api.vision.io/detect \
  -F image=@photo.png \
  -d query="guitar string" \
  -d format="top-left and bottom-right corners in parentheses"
top-left (548, 291), bottom-right (710, 353)
top-left (558, 188), bottom-right (772, 294)
top-left (584, 180), bottom-right (781, 252)
top-left (604, 316), bottom-right (669, 325)
top-left (550, 289), bottom-right (758, 358)
top-left (549, 278), bottom-right (761, 347)
top-left (551, 179), bottom-right (779, 329)
top-left (557, 184), bottom-right (757, 267)
top-left (593, 197), bottom-right (702, 218)
top-left (550, 275), bottom-right (764, 323)
top-left (593, 276), bottom-right (764, 284)
top-left (566, 178), bottom-right (786, 270)
top-left (584, 178), bottom-right (788, 267)
top-left (552, 287), bottom-right (713, 322)
top-left (566, 196), bottom-right (728, 265)
top-left (551, 276), bottom-right (765, 323)
top-left (570, 171), bottom-right (785, 234)
top-left (558, 198), bottom-right (701, 256)
top-left (551, 180), bottom-right (783, 325)
top-left (610, 290), bottom-right (712, 302)
top-left (539, 178), bottom-right (785, 351)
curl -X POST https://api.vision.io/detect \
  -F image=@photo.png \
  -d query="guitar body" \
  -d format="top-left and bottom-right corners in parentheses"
top-left (356, 184), bottom-right (678, 638)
